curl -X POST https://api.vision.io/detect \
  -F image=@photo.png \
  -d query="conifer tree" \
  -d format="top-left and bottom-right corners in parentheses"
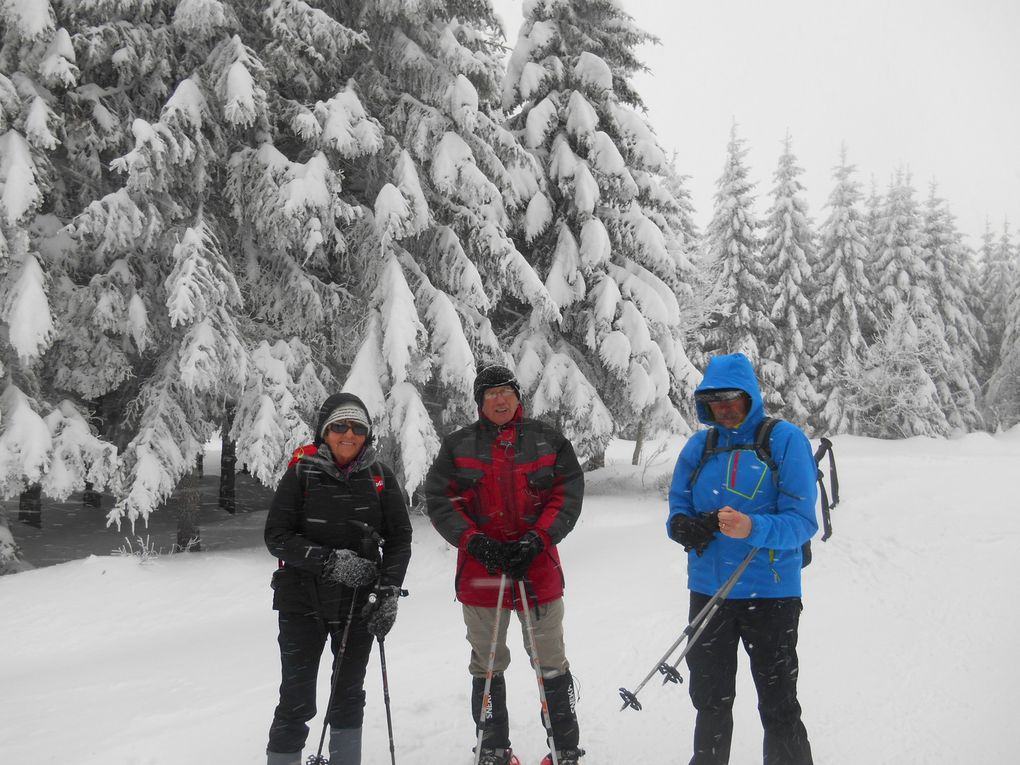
top-left (500, 0), bottom-right (700, 461)
top-left (58, 2), bottom-right (340, 530)
top-left (0, 1), bottom-right (380, 534)
top-left (840, 301), bottom-right (950, 438)
top-left (761, 132), bottom-right (818, 425)
top-left (920, 185), bottom-right (984, 431)
top-left (861, 177), bottom-right (884, 341)
top-left (978, 221), bottom-right (1016, 394)
top-left (703, 123), bottom-right (780, 407)
top-left (812, 148), bottom-right (874, 434)
top-left (326, 0), bottom-right (560, 493)
top-left (869, 172), bottom-right (959, 436)
top-left (0, 1), bottom-right (119, 541)
top-left (986, 249), bottom-right (1020, 428)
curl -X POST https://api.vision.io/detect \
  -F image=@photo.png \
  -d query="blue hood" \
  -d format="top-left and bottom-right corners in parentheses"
top-left (694, 353), bottom-right (764, 436)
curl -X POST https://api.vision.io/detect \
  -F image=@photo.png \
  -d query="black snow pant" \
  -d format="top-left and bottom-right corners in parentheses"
top-left (471, 671), bottom-right (579, 750)
top-left (268, 603), bottom-right (374, 754)
top-left (686, 592), bottom-right (812, 765)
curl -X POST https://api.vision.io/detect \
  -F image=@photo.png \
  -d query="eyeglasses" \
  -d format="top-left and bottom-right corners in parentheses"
top-left (327, 421), bottom-right (369, 436)
top-left (483, 386), bottom-right (518, 400)
top-left (694, 389), bottom-right (746, 404)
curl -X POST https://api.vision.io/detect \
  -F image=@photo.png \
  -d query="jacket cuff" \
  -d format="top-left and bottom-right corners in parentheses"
top-left (532, 528), bottom-right (552, 548)
top-left (458, 528), bottom-right (479, 549)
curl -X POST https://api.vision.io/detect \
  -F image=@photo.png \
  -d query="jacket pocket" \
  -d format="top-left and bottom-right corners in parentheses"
top-left (723, 450), bottom-right (770, 500)
top-left (271, 566), bottom-right (314, 613)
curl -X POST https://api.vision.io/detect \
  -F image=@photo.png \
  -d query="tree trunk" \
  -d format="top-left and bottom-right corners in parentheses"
top-left (175, 458), bottom-right (202, 552)
top-left (631, 418), bottom-right (645, 466)
top-left (82, 481), bottom-right (102, 508)
top-left (219, 406), bottom-right (237, 513)
top-left (18, 484), bottom-right (42, 529)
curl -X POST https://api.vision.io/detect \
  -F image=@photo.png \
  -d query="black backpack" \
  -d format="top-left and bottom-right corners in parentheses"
top-left (689, 417), bottom-right (840, 566)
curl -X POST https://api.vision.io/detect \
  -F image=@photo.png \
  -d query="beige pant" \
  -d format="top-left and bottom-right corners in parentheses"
top-left (463, 597), bottom-right (570, 678)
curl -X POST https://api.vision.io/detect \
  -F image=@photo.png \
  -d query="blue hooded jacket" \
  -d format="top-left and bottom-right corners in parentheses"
top-left (667, 353), bottom-right (818, 598)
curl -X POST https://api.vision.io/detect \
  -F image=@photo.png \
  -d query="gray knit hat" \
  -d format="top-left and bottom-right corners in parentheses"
top-left (321, 402), bottom-right (371, 439)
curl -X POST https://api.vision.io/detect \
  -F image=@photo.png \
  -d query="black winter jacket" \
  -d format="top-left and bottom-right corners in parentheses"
top-left (264, 393), bottom-right (412, 618)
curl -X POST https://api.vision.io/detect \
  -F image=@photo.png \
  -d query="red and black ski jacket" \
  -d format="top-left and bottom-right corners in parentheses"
top-left (424, 407), bottom-right (584, 609)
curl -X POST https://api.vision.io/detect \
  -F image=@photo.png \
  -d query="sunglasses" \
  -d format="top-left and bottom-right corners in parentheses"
top-left (694, 389), bottom-right (746, 404)
top-left (326, 421), bottom-right (369, 436)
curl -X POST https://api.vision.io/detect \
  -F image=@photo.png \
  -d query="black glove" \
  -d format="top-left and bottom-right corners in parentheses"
top-left (668, 511), bottom-right (720, 555)
top-left (466, 533), bottom-right (508, 575)
top-left (362, 585), bottom-right (401, 638)
top-left (504, 531), bottom-right (545, 580)
top-left (321, 549), bottom-right (378, 588)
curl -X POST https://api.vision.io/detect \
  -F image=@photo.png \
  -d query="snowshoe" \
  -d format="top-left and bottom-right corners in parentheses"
top-left (475, 747), bottom-right (520, 765)
top-left (540, 747), bottom-right (585, 765)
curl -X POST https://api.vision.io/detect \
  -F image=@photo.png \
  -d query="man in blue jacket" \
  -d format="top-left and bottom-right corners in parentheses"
top-left (667, 353), bottom-right (817, 765)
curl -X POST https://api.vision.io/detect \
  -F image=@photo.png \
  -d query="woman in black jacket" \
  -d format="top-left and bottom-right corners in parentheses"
top-left (264, 393), bottom-right (412, 765)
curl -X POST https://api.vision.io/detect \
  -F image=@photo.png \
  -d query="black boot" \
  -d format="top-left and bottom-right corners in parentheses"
top-left (472, 674), bottom-right (510, 749)
top-left (544, 671), bottom-right (580, 750)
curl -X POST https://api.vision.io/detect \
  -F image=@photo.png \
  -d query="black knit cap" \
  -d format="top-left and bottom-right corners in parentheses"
top-left (473, 364), bottom-right (521, 406)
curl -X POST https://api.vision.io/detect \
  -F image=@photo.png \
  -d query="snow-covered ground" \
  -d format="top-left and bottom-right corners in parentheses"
top-left (3, 431), bottom-right (1020, 764)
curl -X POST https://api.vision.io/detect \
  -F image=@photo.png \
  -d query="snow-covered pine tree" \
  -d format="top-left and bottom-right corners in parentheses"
top-left (501, 0), bottom-right (700, 463)
top-left (920, 185), bottom-right (984, 431)
top-left (308, 0), bottom-right (561, 496)
top-left (761, 132), bottom-right (818, 427)
top-left (986, 243), bottom-right (1020, 428)
top-left (703, 123), bottom-right (780, 407)
top-left (869, 171), bottom-right (958, 436)
top-left (871, 171), bottom-right (930, 321)
top-left (0, 0), bottom-right (120, 556)
top-left (839, 300), bottom-right (950, 438)
top-left (974, 222), bottom-right (997, 382)
top-left (861, 176), bottom-right (884, 342)
top-left (978, 221), bottom-right (1016, 408)
top-left (811, 148), bottom-right (874, 435)
top-left (34, 1), bottom-right (371, 533)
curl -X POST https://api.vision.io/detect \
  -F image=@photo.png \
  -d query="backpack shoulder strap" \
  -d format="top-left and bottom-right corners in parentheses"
top-left (753, 417), bottom-right (782, 474)
top-left (688, 428), bottom-right (719, 488)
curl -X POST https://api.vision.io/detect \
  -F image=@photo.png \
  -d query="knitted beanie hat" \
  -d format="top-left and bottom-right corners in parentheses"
top-left (473, 364), bottom-right (521, 406)
top-left (321, 402), bottom-right (371, 439)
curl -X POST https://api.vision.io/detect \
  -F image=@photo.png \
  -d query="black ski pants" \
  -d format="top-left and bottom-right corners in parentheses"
top-left (685, 592), bottom-right (812, 765)
top-left (267, 607), bottom-right (374, 754)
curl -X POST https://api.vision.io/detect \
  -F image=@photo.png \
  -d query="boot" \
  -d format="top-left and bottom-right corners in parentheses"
top-left (266, 752), bottom-right (301, 765)
top-left (475, 747), bottom-right (521, 765)
top-left (540, 748), bottom-right (585, 765)
top-left (329, 726), bottom-right (362, 765)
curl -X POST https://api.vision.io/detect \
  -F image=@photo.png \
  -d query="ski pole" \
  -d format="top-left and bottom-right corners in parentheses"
top-left (377, 637), bottom-right (397, 765)
top-left (309, 588), bottom-right (361, 765)
top-left (619, 547), bottom-right (760, 711)
top-left (474, 573), bottom-right (509, 765)
top-left (658, 545), bottom-right (761, 682)
top-left (516, 579), bottom-right (559, 765)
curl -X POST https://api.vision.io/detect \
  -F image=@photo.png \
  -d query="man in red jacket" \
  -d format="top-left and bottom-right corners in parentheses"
top-left (425, 364), bottom-right (585, 765)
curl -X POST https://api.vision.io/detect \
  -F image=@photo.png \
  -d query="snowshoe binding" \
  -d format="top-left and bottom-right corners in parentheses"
top-left (475, 747), bottom-right (520, 765)
top-left (540, 748), bottom-right (585, 765)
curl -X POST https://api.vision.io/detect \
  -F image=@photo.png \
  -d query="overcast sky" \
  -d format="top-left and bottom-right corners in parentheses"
top-left (491, 0), bottom-right (1020, 246)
